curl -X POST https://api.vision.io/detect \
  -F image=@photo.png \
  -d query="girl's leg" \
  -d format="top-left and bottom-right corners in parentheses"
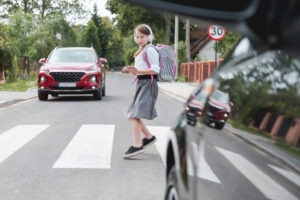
top-left (129, 118), bottom-right (143, 147)
top-left (140, 119), bottom-right (153, 139)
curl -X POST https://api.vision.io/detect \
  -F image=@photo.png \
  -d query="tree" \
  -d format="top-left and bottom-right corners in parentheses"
top-left (101, 17), bottom-right (124, 67)
top-left (82, 20), bottom-right (100, 50)
top-left (0, 0), bottom-right (89, 22)
top-left (0, 0), bottom-right (36, 16)
top-left (91, 4), bottom-right (109, 57)
top-left (217, 31), bottom-right (240, 58)
top-left (106, 0), bottom-right (165, 42)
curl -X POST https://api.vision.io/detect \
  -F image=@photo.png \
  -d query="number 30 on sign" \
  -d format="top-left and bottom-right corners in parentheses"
top-left (207, 25), bottom-right (226, 41)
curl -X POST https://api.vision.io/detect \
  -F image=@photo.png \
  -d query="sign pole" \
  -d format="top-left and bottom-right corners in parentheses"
top-left (207, 25), bottom-right (226, 68)
top-left (215, 40), bottom-right (218, 68)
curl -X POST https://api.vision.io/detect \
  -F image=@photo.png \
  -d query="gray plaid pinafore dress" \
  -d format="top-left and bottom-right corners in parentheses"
top-left (126, 76), bottom-right (158, 120)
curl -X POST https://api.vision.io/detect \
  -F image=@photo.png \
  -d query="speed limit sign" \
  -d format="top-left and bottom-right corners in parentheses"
top-left (207, 25), bottom-right (226, 40)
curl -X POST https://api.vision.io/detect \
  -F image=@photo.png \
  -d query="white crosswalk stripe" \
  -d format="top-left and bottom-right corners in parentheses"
top-left (0, 125), bottom-right (49, 163)
top-left (53, 124), bottom-right (115, 169)
top-left (195, 141), bottom-right (221, 183)
top-left (217, 147), bottom-right (298, 200)
top-left (269, 164), bottom-right (300, 187)
top-left (147, 126), bottom-right (170, 165)
top-left (0, 124), bottom-right (299, 198)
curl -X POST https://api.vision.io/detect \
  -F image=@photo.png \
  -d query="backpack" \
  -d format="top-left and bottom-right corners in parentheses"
top-left (142, 44), bottom-right (177, 82)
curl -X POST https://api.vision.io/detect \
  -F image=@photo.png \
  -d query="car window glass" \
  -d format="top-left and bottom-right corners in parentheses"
top-left (216, 49), bottom-right (300, 127)
top-left (195, 92), bottom-right (207, 102)
top-left (210, 90), bottom-right (229, 104)
top-left (48, 49), bottom-right (97, 63)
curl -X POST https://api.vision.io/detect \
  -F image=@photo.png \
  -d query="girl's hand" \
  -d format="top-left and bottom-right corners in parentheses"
top-left (130, 67), bottom-right (138, 75)
top-left (122, 66), bottom-right (139, 75)
top-left (121, 66), bottom-right (134, 73)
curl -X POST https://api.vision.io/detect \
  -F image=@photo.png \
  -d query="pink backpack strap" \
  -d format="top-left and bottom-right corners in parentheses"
top-left (142, 48), bottom-right (154, 85)
top-left (131, 76), bottom-right (138, 84)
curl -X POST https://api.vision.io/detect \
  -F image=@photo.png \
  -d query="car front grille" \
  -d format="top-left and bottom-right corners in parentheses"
top-left (49, 86), bottom-right (85, 90)
top-left (50, 72), bottom-right (85, 82)
top-left (207, 103), bottom-right (221, 113)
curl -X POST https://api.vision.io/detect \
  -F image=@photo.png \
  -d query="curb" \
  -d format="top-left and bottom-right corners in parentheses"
top-left (0, 99), bottom-right (24, 108)
top-left (158, 87), bottom-right (187, 103)
top-left (0, 97), bottom-right (37, 108)
top-left (224, 127), bottom-right (300, 175)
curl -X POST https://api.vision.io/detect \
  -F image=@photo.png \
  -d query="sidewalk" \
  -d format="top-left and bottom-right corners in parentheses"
top-left (0, 82), bottom-right (299, 174)
top-left (0, 88), bottom-right (37, 108)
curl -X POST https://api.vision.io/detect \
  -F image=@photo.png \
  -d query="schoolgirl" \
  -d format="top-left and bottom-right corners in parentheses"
top-left (122, 24), bottom-right (159, 158)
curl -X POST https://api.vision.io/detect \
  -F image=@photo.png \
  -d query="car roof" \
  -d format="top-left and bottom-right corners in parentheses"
top-left (54, 47), bottom-right (95, 51)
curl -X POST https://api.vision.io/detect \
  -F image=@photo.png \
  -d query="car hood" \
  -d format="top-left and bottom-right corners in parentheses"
top-left (41, 62), bottom-right (97, 71)
top-left (208, 97), bottom-right (231, 112)
top-left (189, 99), bottom-right (205, 110)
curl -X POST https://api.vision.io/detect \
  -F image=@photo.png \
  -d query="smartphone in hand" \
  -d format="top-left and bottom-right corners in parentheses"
top-left (122, 66), bottom-right (134, 73)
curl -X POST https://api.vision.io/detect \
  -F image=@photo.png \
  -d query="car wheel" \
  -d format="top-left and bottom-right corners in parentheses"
top-left (216, 122), bottom-right (225, 130)
top-left (165, 166), bottom-right (180, 200)
top-left (93, 88), bottom-right (102, 100)
top-left (38, 92), bottom-right (48, 101)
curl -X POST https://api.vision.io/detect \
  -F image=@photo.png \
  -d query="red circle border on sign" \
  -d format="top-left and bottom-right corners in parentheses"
top-left (207, 25), bottom-right (226, 41)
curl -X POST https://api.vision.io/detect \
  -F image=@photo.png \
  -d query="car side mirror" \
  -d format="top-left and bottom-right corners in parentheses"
top-left (99, 58), bottom-right (107, 63)
top-left (39, 58), bottom-right (46, 64)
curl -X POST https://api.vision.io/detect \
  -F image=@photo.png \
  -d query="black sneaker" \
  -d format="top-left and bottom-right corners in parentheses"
top-left (123, 146), bottom-right (145, 158)
top-left (142, 136), bottom-right (157, 148)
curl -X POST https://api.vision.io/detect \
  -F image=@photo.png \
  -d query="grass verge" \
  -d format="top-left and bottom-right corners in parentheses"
top-left (275, 139), bottom-right (300, 158)
top-left (0, 80), bottom-right (36, 92)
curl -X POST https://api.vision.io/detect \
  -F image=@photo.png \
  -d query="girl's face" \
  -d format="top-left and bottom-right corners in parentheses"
top-left (135, 30), bottom-right (149, 47)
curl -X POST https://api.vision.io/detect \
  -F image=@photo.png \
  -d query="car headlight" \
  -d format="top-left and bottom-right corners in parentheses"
top-left (90, 75), bottom-right (97, 83)
top-left (224, 113), bottom-right (228, 118)
top-left (40, 75), bottom-right (46, 83)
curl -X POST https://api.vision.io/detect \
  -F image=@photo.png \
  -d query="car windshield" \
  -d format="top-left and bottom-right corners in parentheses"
top-left (47, 49), bottom-right (97, 63)
top-left (195, 92), bottom-right (207, 102)
top-left (210, 90), bottom-right (229, 104)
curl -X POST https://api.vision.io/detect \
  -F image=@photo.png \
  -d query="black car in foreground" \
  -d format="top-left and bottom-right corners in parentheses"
top-left (127, 0), bottom-right (300, 200)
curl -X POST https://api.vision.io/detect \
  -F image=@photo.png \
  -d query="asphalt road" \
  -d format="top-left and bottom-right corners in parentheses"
top-left (0, 72), bottom-right (182, 200)
top-left (195, 126), bottom-right (300, 200)
top-left (0, 72), bottom-right (299, 200)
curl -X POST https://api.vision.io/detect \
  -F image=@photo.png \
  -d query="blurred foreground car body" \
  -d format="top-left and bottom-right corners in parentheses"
top-left (126, 0), bottom-right (300, 200)
top-left (38, 47), bottom-right (107, 101)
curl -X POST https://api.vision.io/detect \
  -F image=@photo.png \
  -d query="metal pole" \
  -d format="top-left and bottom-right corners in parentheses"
top-left (174, 15), bottom-right (179, 81)
top-left (215, 40), bottom-right (218, 67)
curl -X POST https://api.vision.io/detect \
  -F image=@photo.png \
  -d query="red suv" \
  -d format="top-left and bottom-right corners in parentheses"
top-left (37, 47), bottom-right (106, 101)
top-left (204, 90), bottom-right (231, 129)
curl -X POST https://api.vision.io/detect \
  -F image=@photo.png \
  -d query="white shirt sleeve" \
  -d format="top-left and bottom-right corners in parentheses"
top-left (145, 47), bottom-right (160, 73)
top-left (134, 46), bottom-right (160, 74)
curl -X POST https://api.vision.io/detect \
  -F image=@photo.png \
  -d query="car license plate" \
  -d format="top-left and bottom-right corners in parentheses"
top-left (187, 112), bottom-right (195, 117)
top-left (58, 82), bottom-right (76, 87)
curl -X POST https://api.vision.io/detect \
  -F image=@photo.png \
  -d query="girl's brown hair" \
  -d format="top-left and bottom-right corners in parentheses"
top-left (135, 24), bottom-right (151, 36)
